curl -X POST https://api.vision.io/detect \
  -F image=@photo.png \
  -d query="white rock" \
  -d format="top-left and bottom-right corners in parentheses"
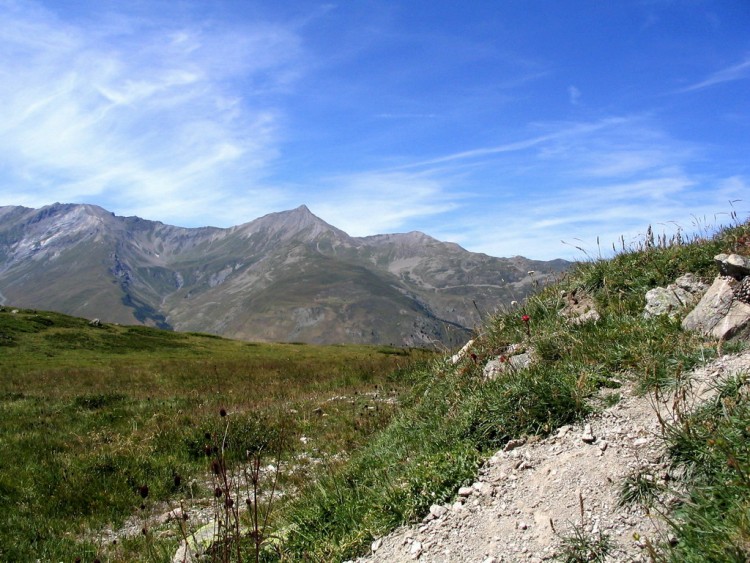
top-left (371, 538), bottom-right (382, 553)
top-left (409, 540), bottom-right (423, 559)
top-left (472, 482), bottom-right (490, 495)
top-left (157, 507), bottom-right (184, 525)
top-left (430, 504), bottom-right (448, 519)
top-left (451, 339), bottom-right (475, 364)
top-left (715, 253), bottom-right (750, 278)
top-left (683, 276), bottom-right (750, 341)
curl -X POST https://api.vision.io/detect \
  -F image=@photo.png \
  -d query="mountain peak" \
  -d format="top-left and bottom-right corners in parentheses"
top-left (235, 205), bottom-right (348, 244)
top-left (0, 202), bottom-right (569, 346)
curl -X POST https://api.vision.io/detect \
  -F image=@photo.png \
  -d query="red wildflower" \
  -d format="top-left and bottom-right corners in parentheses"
top-left (521, 314), bottom-right (531, 337)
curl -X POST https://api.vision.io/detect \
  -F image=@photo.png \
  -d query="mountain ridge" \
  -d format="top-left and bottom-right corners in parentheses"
top-left (0, 203), bottom-right (569, 346)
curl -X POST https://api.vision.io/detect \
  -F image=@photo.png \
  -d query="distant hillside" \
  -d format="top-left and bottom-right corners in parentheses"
top-left (0, 203), bottom-right (568, 346)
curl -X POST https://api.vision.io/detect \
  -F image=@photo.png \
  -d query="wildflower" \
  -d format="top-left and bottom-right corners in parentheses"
top-left (219, 407), bottom-right (227, 417)
top-left (174, 473), bottom-right (182, 488)
top-left (521, 314), bottom-right (531, 337)
top-left (138, 484), bottom-right (149, 499)
top-left (214, 486), bottom-right (223, 498)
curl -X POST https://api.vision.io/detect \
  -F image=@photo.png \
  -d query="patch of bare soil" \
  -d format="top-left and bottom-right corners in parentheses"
top-left (356, 350), bottom-right (750, 563)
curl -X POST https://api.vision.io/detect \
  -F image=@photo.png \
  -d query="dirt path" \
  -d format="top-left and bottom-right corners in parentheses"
top-left (355, 350), bottom-right (750, 563)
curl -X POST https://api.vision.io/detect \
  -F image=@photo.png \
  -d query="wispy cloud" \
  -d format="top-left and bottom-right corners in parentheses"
top-left (1, 2), bottom-right (745, 263)
top-left (679, 55), bottom-right (750, 92)
top-left (0, 2), bottom-right (302, 225)
top-left (310, 171), bottom-right (461, 235)
top-left (337, 115), bottom-right (748, 260)
top-left (442, 173), bottom-right (746, 261)
top-left (568, 85), bottom-right (581, 105)
top-left (380, 117), bottom-right (630, 172)
top-left (376, 113), bottom-right (438, 119)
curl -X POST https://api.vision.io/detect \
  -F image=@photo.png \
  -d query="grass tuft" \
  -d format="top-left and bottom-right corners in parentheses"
top-left (659, 374), bottom-right (750, 561)
top-left (555, 525), bottom-right (615, 563)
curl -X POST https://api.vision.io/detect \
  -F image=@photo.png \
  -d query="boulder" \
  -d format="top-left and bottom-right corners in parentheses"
top-left (483, 350), bottom-right (533, 381)
top-left (674, 272), bottom-right (711, 294)
top-left (682, 276), bottom-right (750, 341)
top-left (643, 273), bottom-right (708, 319)
top-left (482, 358), bottom-right (505, 380)
top-left (714, 254), bottom-right (750, 280)
top-left (558, 289), bottom-right (600, 325)
top-left (173, 522), bottom-right (217, 563)
top-left (715, 253), bottom-right (750, 279)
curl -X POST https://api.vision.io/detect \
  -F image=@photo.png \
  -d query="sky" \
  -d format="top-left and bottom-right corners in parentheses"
top-left (0, 0), bottom-right (748, 260)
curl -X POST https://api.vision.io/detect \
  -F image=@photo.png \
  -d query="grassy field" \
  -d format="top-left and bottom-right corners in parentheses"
top-left (278, 218), bottom-right (750, 561)
top-left (4, 217), bottom-right (750, 562)
top-left (0, 312), bottom-right (433, 561)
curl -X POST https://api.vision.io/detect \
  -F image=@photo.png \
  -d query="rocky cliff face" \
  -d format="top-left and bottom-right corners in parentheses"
top-left (0, 203), bottom-right (569, 346)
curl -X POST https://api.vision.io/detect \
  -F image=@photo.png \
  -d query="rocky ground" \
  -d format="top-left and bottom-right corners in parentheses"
top-left (354, 349), bottom-right (750, 563)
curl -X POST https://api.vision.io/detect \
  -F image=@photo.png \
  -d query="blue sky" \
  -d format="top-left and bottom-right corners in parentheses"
top-left (0, 0), bottom-right (748, 260)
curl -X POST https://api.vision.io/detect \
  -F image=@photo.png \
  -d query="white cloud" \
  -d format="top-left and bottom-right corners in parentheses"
top-left (366, 116), bottom-right (749, 260)
top-left (310, 171), bottom-right (461, 235)
top-left (444, 175), bottom-right (747, 261)
top-left (679, 55), bottom-right (750, 92)
top-left (0, 2), bottom-right (302, 225)
top-left (568, 85), bottom-right (581, 105)
top-left (579, 150), bottom-right (670, 177)
top-left (383, 117), bottom-right (632, 173)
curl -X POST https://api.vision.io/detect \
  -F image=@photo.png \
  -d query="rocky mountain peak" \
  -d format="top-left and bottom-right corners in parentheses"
top-left (235, 204), bottom-right (350, 245)
top-left (0, 203), bottom-right (114, 266)
top-left (0, 202), bottom-right (569, 346)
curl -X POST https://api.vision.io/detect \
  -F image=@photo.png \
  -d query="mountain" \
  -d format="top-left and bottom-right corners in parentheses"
top-left (0, 203), bottom-right (569, 346)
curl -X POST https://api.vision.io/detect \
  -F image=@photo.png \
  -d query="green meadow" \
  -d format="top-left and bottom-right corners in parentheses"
top-left (3, 218), bottom-right (750, 562)
top-left (0, 312), bottom-right (432, 561)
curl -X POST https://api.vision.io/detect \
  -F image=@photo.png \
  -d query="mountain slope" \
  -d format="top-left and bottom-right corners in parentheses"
top-left (0, 203), bottom-right (568, 345)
